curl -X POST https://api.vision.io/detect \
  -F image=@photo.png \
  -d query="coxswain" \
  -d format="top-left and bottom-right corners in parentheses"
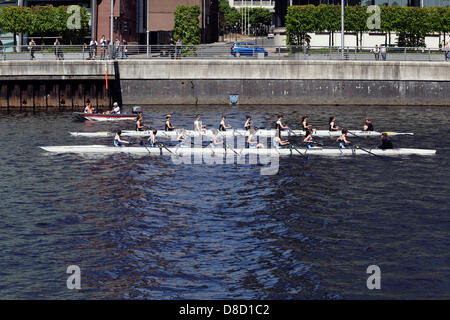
top-left (363, 118), bottom-right (374, 131)
top-left (219, 115), bottom-right (232, 132)
top-left (247, 128), bottom-right (264, 149)
top-left (110, 102), bottom-right (121, 114)
top-left (301, 115), bottom-right (316, 134)
top-left (194, 114), bottom-right (207, 133)
top-left (209, 129), bottom-right (223, 148)
top-left (113, 130), bottom-right (130, 147)
top-left (275, 115), bottom-right (289, 132)
top-left (377, 132), bottom-right (393, 149)
top-left (273, 130), bottom-right (290, 149)
top-left (329, 116), bottom-right (339, 131)
top-left (244, 115), bottom-right (253, 131)
top-left (136, 113), bottom-right (146, 131)
top-left (303, 129), bottom-right (322, 149)
top-left (165, 114), bottom-right (175, 131)
top-left (147, 129), bottom-right (158, 147)
top-left (336, 128), bottom-right (351, 149)
top-left (84, 102), bottom-right (94, 114)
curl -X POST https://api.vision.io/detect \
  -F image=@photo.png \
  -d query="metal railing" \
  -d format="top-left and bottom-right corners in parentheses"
top-left (1, 44), bottom-right (449, 62)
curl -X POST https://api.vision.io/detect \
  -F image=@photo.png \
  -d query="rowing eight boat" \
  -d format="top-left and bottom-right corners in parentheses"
top-left (69, 129), bottom-right (414, 138)
top-left (40, 145), bottom-right (435, 156)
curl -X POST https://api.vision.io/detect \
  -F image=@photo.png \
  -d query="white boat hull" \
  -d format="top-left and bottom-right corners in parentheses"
top-left (69, 129), bottom-right (414, 138)
top-left (40, 145), bottom-right (436, 157)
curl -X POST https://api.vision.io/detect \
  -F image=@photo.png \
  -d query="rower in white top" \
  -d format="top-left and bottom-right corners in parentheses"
top-left (209, 129), bottom-right (223, 148)
top-left (247, 128), bottom-right (264, 149)
top-left (177, 128), bottom-right (190, 148)
top-left (194, 114), bottom-right (207, 133)
top-left (273, 131), bottom-right (290, 149)
top-left (303, 129), bottom-right (322, 149)
top-left (337, 128), bottom-right (351, 148)
top-left (114, 130), bottom-right (130, 147)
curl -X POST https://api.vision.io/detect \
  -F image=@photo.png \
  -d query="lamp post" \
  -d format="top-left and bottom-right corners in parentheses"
top-left (341, 0), bottom-right (344, 59)
top-left (91, 0), bottom-right (96, 41)
top-left (110, 0), bottom-right (114, 59)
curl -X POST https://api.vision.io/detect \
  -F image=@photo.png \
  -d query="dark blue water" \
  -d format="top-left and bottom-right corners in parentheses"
top-left (0, 105), bottom-right (449, 299)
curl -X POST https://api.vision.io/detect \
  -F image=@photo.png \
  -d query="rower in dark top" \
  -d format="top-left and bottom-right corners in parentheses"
top-left (165, 114), bottom-right (175, 131)
top-left (337, 128), bottom-right (351, 149)
top-left (219, 115), bottom-right (232, 131)
top-left (275, 115), bottom-right (289, 134)
top-left (244, 115), bottom-right (253, 131)
top-left (301, 115), bottom-right (316, 134)
top-left (329, 116), bottom-right (339, 131)
top-left (136, 113), bottom-right (146, 131)
top-left (363, 118), bottom-right (374, 131)
top-left (377, 132), bottom-right (393, 149)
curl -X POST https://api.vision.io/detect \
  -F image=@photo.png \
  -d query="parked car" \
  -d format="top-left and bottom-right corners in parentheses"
top-left (267, 33), bottom-right (274, 39)
top-left (231, 42), bottom-right (268, 57)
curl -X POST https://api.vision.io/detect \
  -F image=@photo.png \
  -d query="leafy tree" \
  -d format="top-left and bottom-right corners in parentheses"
top-left (219, 0), bottom-right (240, 32)
top-left (286, 5), bottom-right (317, 46)
top-left (249, 7), bottom-right (272, 27)
top-left (174, 5), bottom-right (201, 45)
top-left (0, 6), bottom-right (32, 46)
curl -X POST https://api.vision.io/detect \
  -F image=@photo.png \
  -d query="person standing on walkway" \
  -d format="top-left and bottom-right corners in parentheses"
top-left (445, 41), bottom-right (449, 62)
top-left (121, 40), bottom-right (128, 59)
top-left (115, 38), bottom-right (120, 59)
top-left (54, 38), bottom-right (63, 60)
top-left (373, 44), bottom-right (380, 61)
top-left (380, 44), bottom-right (387, 61)
top-left (0, 37), bottom-right (4, 60)
top-left (28, 38), bottom-right (36, 60)
top-left (176, 38), bottom-right (182, 59)
top-left (100, 35), bottom-right (106, 59)
top-left (89, 38), bottom-right (97, 59)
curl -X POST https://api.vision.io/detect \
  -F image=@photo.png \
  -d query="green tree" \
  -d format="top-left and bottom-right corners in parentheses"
top-left (0, 6), bottom-right (32, 47)
top-left (286, 5), bottom-right (317, 46)
top-left (174, 5), bottom-right (201, 45)
top-left (249, 7), bottom-right (272, 27)
top-left (219, 0), bottom-right (240, 31)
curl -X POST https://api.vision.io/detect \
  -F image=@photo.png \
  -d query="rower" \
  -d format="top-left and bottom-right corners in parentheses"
top-left (135, 113), bottom-right (147, 131)
top-left (194, 114), bottom-right (207, 133)
top-left (377, 132), bottom-right (393, 149)
top-left (336, 128), bottom-right (351, 149)
top-left (84, 102), bottom-right (94, 114)
top-left (273, 130), bottom-right (290, 149)
top-left (177, 128), bottom-right (190, 148)
top-left (275, 115), bottom-right (289, 133)
top-left (301, 115), bottom-right (316, 134)
top-left (363, 118), bottom-right (374, 131)
top-left (147, 129), bottom-right (158, 147)
top-left (165, 114), bottom-right (175, 131)
top-left (114, 130), bottom-right (130, 147)
top-left (246, 128), bottom-right (264, 149)
top-left (110, 102), bottom-right (121, 114)
top-left (209, 129), bottom-right (223, 148)
top-left (219, 115), bottom-right (232, 132)
top-left (329, 116), bottom-right (339, 131)
top-left (303, 129), bottom-right (322, 149)
top-left (244, 115), bottom-right (253, 131)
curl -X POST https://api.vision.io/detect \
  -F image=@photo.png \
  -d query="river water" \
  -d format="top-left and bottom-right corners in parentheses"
top-left (0, 105), bottom-right (449, 299)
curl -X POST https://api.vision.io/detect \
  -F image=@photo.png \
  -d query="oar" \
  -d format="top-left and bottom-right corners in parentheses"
top-left (158, 143), bottom-right (174, 154)
top-left (288, 143), bottom-right (308, 159)
top-left (346, 131), bottom-right (388, 158)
